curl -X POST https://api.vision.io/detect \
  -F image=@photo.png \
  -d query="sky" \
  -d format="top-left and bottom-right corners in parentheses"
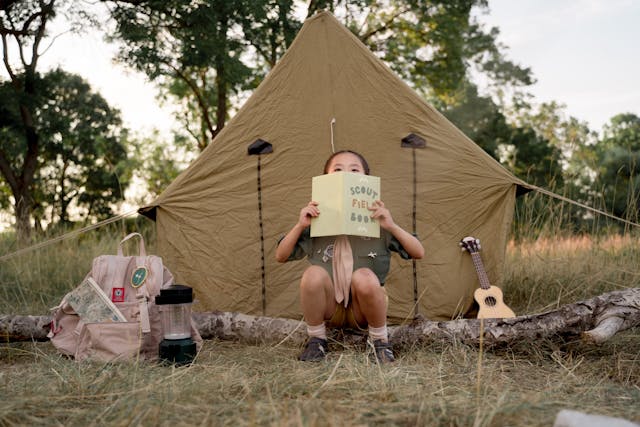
top-left (480, 0), bottom-right (640, 132)
top-left (33, 0), bottom-right (640, 138)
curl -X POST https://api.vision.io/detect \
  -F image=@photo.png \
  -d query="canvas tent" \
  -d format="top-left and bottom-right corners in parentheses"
top-left (140, 11), bottom-right (531, 322)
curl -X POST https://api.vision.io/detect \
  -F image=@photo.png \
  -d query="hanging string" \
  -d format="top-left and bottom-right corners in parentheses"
top-left (0, 208), bottom-right (140, 263)
top-left (411, 148), bottom-right (419, 316)
top-left (256, 155), bottom-right (267, 315)
top-left (330, 117), bottom-right (336, 153)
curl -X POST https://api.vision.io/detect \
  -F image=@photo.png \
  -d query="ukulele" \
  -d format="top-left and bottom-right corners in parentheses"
top-left (460, 236), bottom-right (516, 319)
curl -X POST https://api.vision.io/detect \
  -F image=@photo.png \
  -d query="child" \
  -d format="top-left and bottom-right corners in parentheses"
top-left (276, 150), bottom-right (424, 363)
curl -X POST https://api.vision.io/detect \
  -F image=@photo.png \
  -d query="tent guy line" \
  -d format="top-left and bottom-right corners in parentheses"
top-left (0, 209), bottom-right (139, 263)
top-left (526, 185), bottom-right (640, 230)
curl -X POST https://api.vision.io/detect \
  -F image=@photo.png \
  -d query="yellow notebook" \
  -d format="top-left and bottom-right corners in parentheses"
top-left (310, 172), bottom-right (381, 238)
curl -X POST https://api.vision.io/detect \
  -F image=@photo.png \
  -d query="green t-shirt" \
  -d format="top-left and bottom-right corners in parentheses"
top-left (283, 227), bottom-right (411, 285)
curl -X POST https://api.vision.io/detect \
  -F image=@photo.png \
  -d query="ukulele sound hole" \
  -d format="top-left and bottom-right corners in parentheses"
top-left (484, 296), bottom-right (497, 307)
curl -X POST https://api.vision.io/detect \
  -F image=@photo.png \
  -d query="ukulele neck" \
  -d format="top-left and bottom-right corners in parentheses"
top-left (470, 252), bottom-right (491, 290)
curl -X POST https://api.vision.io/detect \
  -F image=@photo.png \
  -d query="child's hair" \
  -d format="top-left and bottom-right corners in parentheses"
top-left (323, 150), bottom-right (370, 175)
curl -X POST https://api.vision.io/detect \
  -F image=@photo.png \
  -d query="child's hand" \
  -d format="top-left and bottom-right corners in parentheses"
top-left (369, 200), bottom-right (395, 230)
top-left (298, 201), bottom-right (319, 228)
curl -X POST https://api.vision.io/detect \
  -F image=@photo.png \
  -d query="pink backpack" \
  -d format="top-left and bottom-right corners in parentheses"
top-left (48, 232), bottom-right (202, 362)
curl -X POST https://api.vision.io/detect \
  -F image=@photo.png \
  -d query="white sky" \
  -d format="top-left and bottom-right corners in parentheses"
top-left (33, 0), bottom-right (640, 139)
top-left (480, 0), bottom-right (640, 132)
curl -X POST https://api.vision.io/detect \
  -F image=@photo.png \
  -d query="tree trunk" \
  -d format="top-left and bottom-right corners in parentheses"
top-left (392, 287), bottom-right (640, 348)
top-left (2, 288), bottom-right (639, 347)
top-left (14, 193), bottom-right (33, 245)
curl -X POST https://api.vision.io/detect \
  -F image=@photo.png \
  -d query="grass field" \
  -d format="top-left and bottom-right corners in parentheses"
top-left (1, 222), bottom-right (639, 426)
top-left (2, 333), bottom-right (638, 426)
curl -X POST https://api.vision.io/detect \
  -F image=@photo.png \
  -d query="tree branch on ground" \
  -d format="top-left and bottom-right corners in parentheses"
top-left (2, 289), bottom-right (638, 349)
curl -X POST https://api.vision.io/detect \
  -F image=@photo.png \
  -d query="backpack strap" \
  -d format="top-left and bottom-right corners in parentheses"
top-left (136, 284), bottom-right (152, 333)
top-left (117, 233), bottom-right (147, 257)
top-left (132, 254), bottom-right (161, 334)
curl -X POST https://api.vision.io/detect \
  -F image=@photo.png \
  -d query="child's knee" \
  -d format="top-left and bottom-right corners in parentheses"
top-left (351, 268), bottom-right (380, 295)
top-left (300, 266), bottom-right (330, 291)
top-left (352, 268), bottom-right (378, 283)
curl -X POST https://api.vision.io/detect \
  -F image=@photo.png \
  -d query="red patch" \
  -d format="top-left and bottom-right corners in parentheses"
top-left (111, 287), bottom-right (125, 303)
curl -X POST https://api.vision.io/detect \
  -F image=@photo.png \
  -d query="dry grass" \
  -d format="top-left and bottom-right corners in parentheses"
top-left (0, 220), bottom-right (154, 315)
top-left (1, 226), bottom-right (639, 425)
top-left (503, 233), bottom-right (640, 314)
top-left (2, 334), bottom-right (638, 426)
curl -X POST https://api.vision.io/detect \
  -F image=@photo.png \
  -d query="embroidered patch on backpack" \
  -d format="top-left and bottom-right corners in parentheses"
top-left (112, 287), bottom-right (125, 302)
top-left (131, 267), bottom-right (148, 288)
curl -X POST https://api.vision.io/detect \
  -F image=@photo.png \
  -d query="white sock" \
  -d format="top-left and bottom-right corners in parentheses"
top-left (368, 325), bottom-right (388, 342)
top-left (307, 323), bottom-right (327, 340)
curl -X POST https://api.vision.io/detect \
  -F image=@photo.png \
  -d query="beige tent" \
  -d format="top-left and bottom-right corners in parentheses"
top-left (140, 11), bottom-right (530, 322)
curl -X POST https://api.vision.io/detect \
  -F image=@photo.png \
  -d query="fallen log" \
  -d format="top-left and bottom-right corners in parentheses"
top-left (0, 314), bottom-right (52, 342)
top-left (392, 287), bottom-right (640, 348)
top-left (2, 288), bottom-right (639, 347)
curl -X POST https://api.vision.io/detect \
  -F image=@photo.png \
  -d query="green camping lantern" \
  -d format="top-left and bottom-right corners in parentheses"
top-left (155, 284), bottom-right (197, 365)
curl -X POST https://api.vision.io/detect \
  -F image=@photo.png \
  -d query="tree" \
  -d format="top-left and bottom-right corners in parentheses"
top-left (492, 101), bottom-right (603, 235)
top-left (503, 126), bottom-right (563, 188)
top-left (5, 288), bottom-right (640, 347)
top-left (1, 1), bottom-right (130, 239)
top-left (133, 132), bottom-right (184, 200)
top-left (513, 101), bottom-right (593, 172)
top-left (442, 82), bottom-right (511, 159)
top-left (37, 69), bottom-right (132, 226)
top-left (106, 0), bottom-right (300, 152)
top-left (0, 0), bottom-right (57, 242)
top-left (1, 69), bottom-right (132, 230)
top-left (593, 113), bottom-right (640, 223)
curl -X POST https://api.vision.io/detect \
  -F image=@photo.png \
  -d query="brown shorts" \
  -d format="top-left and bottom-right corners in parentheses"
top-left (327, 287), bottom-right (388, 331)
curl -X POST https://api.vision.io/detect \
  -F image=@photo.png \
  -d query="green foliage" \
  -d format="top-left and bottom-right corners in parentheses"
top-left (0, 0), bottom-right (123, 240)
top-left (507, 126), bottom-right (563, 188)
top-left (38, 69), bottom-right (132, 222)
top-left (592, 113), bottom-right (640, 222)
top-left (498, 102), bottom-right (604, 234)
top-left (0, 83), bottom-right (22, 211)
top-left (442, 83), bottom-right (511, 158)
top-left (133, 133), bottom-right (187, 199)
top-left (108, 0), bottom-right (301, 151)
top-left (443, 86), bottom-right (565, 200)
top-left (319, 0), bottom-right (532, 105)
top-left (0, 69), bottom-right (133, 226)
top-left (3, 0), bottom-right (638, 235)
